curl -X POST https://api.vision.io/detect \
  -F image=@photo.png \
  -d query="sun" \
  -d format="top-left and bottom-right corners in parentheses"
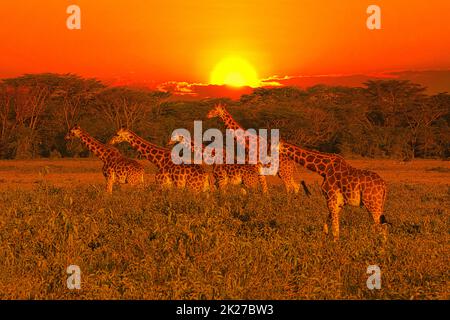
top-left (210, 57), bottom-right (259, 87)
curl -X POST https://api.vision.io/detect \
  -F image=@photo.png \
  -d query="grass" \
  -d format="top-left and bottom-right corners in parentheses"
top-left (0, 159), bottom-right (448, 299)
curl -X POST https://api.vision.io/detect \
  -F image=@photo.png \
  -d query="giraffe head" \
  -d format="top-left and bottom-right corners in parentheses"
top-left (108, 127), bottom-right (132, 145)
top-left (207, 103), bottom-right (227, 119)
top-left (65, 124), bottom-right (83, 140)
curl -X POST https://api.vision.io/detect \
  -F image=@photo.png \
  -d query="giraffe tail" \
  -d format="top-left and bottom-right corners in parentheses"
top-left (380, 215), bottom-right (391, 225)
top-left (301, 180), bottom-right (312, 197)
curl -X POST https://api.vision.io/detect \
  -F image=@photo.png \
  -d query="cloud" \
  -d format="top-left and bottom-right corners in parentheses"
top-left (259, 75), bottom-right (291, 87)
top-left (259, 70), bottom-right (450, 93)
top-left (157, 81), bottom-right (205, 96)
top-left (112, 69), bottom-right (450, 99)
top-left (157, 81), bottom-right (254, 99)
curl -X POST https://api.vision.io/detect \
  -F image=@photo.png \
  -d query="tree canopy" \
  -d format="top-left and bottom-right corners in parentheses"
top-left (0, 74), bottom-right (448, 160)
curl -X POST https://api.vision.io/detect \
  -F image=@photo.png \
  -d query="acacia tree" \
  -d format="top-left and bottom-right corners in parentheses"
top-left (365, 80), bottom-right (427, 127)
top-left (52, 75), bottom-right (105, 129)
top-left (94, 87), bottom-right (169, 131)
top-left (362, 80), bottom-right (429, 158)
top-left (151, 91), bottom-right (172, 119)
top-left (42, 75), bottom-right (105, 157)
top-left (407, 93), bottom-right (450, 157)
top-left (0, 83), bottom-right (13, 156)
top-left (3, 75), bottom-right (55, 158)
top-left (0, 74), bottom-right (104, 158)
top-left (293, 108), bottom-right (337, 148)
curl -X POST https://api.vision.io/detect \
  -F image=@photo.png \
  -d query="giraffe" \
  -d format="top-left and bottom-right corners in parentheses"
top-left (64, 125), bottom-right (145, 194)
top-left (108, 128), bottom-right (211, 193)
top-left (168, 133), bottom-right (268, 194)
top-left (277, 140), bottom-right (388, 241)
top-left (207, 103), bottom-right (307, 195)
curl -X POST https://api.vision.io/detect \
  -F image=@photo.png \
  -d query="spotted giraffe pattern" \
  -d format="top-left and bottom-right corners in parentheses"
top-left (168, 134), bottom-right (268, 194)
top-left (207, 103), bottom-right (302, 194)
top-left (65, 125), bottom-right (144, 194)
top-left (278, 140), bottom-right (388, 241)
top-left (109, 128), bottom-right (211, 193)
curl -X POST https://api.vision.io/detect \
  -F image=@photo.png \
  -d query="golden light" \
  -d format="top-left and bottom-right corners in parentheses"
top-left (210, 57), bottom-right (259, 87)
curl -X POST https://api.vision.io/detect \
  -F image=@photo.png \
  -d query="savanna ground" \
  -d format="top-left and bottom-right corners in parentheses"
top-left (0, 158), bottom-right (449, 299)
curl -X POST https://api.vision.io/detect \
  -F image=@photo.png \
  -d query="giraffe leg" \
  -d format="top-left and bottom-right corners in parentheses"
top-left (106, 173), bottom-right (114, 194)
top-left (140, 172), bottom-right (145, 188)
top-left (363, 183), bottom-right (388, 242)
top-left (277, 170), bottom-right (292, 193)
top-left (365, 202), bottom-right (389, 242)
top-left (278, 173), bottom-right (291, 194)
top-left (374, 212), bottom-right (388, 243)
top-left (329, 207), bottom-right (342, 242)
top-left (291, 178), bottom-right (300, 194)
top-left (323, 212), bottom-right (330, 235)
top-left (280, 176), bottom-right (301, 194)
top-left (283, 179), bottom-right (292, 193)
top-left (218, 179), bottom-right (228, 192)
top-left (325, 192), bottom-right (344, 242)
top-left (216, 176), bottom-right (228, 193)
top-left (207, 173), bottom-right (215, 192)
top-left (258, 175), bottom-right (268, 195)
top-left (202, 174), bottom-right (211, 193)
top-left (278, 158), bottom-right (302, 194)
top-left (241, 175), bottom-right (253, 195)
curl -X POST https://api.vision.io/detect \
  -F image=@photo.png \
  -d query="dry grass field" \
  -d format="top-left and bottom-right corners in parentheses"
top-left (0, 158), bottom-right (449, 299)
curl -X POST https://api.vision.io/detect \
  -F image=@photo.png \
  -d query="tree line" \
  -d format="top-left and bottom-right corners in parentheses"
top-left (0, 73), bottom-right (448, 160)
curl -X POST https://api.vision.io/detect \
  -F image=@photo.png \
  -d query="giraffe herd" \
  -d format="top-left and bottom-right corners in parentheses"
top-left (65, 103), bottom-right (389, 241)
top-left (167, 132), bottom-right (268, 194)
top-left (207, 104), bottom-right (301, 194)
top-left (108, 128), bottom-right (211, 193)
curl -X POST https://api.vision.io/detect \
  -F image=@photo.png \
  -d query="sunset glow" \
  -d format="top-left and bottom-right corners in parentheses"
top-left (0, 0), bottom-right (449, 95)
top-left (210, 57), bottom-right (259, 87)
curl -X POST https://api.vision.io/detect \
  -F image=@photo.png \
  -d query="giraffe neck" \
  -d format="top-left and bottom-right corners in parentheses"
top-left (219, 109), bottom-right (242, 132)
top-left (77, 130), bottom-right (117, 163)
top-left (283, 142), bottom-right (339, 177)
top-left (218, 109), bottom-right (259, 158)
top-left (125, 131), bottom-right (169, 168)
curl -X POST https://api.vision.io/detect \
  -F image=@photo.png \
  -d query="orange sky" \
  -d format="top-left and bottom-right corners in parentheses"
top-left (1, 0), bottom-right (449, 86)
